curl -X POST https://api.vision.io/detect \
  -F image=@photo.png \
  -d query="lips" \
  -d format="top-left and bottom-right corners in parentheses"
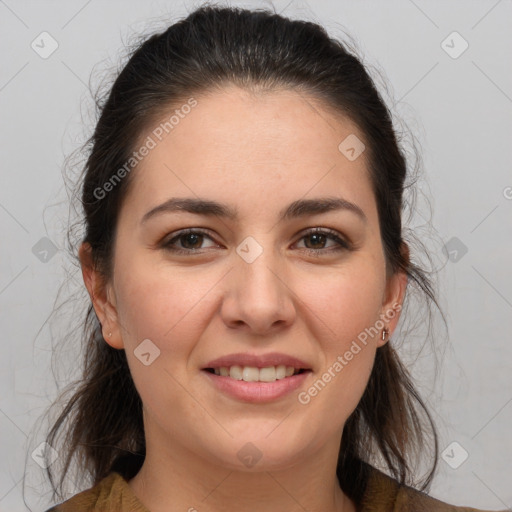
top-left (203, 352), bottom-right (311, 370)
top-left (201, 352), bottom-right (312, 401)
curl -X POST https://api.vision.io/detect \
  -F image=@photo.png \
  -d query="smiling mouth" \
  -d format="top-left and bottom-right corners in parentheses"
top-left (204, 365), bottom-right (309, 382)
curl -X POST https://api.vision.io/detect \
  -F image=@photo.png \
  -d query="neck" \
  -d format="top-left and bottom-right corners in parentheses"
top-left (128, 430), bottom-right (356, 512)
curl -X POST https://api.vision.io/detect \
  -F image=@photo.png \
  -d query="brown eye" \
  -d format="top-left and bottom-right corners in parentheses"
top-left (295, 228), bottom-right (351, 255)
top-left (160, 227), bottom-right (350, 257)
top-left (303, 232), bottom-right (328, 250)
top-left (161, 229), bottom-right (218, 254)
top-left (178, 232), bottom-right (204, 250)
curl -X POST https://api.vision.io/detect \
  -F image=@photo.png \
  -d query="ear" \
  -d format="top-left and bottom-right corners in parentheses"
top-left (78, 242), bottom-right (124, 349)
top-left (377, 242), bottom-right (409, 348)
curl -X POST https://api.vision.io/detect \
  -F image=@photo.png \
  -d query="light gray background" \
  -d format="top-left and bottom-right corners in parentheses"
top-left (1, 0), bottom-right (511, 510)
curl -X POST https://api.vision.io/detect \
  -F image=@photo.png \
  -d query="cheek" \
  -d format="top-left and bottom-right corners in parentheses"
top-left (294, 261), bottom-right (384, 419)
top-left (112, 262), bottom-right (216, 415)
top-left (113, 257), bottom-right (220, 357)
top-left (107, 229), bottom-right (221, 434)
top-left (300, 260), bottom-right (385, 349)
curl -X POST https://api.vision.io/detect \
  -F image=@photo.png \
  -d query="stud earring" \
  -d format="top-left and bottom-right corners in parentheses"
top-left (381, 328), bottom-right (389, 341)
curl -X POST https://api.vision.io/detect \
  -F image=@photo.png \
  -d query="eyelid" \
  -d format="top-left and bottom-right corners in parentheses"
top-left (297, 227), bottom-right (351, 249)
top-left (161, 228), bottom-right (219, 249)
top-left (160, 226), bottom-right (351, 255)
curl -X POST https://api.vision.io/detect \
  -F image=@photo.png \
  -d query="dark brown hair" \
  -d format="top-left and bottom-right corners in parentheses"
top-left (43, 4), bottom-right (445, 504)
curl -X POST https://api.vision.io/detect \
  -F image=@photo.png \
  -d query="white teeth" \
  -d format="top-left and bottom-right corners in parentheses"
top-left (259, 366), bottom-right (276, 382)
top-left (242, 366), bottom-right (259, 382)
top-left (211, 365), bottom-right (301, 382)
top-left (275, 365), bottom-right (286, 379)
top-left (230, 365), bottom-right (243, 380)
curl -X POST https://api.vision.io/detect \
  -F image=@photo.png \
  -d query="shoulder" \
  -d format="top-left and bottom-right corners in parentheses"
top-left (44, 472), bottom-right (150, 512)
top-left (360, 465), bottom-right (507, 512)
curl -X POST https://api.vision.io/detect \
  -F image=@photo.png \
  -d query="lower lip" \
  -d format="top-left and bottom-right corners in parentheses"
top-left (202, 370), bottom-right (311, 403)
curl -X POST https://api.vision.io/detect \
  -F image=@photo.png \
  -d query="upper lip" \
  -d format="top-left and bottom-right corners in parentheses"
top-left (203, 352), bottom-right (312, 370)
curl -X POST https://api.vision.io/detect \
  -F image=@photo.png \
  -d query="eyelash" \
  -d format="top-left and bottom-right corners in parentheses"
top-left (160, 228), bottom-right (351, 256)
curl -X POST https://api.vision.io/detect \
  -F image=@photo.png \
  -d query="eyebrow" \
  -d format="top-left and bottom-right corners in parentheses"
top-left (141, 196), bottom-right (367, 225)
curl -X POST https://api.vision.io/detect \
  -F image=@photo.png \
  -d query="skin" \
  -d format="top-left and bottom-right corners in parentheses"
top-left (80, 85), bottom-right (407, 512)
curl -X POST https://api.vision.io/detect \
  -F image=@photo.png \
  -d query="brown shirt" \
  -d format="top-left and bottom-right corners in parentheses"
top-left (45, 466), bottom-right (506, 512)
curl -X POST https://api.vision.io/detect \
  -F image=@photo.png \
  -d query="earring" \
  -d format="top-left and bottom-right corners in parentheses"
top-left (108, 332), bottom-right (112, 338)
top-left (381, 328), bottom-right (389, 341)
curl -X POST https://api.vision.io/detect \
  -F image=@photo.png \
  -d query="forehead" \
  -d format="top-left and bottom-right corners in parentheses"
top-left (120, 86), bottom-right (377, 226)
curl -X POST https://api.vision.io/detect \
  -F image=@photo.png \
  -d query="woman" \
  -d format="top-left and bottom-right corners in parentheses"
top-left (42, 5), bottom-right (505, 511)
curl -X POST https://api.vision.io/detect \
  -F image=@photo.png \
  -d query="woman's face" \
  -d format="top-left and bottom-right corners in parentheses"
top-left (82, 85), bottom-right (406, 472)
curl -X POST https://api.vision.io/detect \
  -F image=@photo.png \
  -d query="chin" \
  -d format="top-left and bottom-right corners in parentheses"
top-left (204, 430), bottom-right (313, 472)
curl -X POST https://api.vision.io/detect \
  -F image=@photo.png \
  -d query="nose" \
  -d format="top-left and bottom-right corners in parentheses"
top-left (220, 240), bottom-right (296, 336)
